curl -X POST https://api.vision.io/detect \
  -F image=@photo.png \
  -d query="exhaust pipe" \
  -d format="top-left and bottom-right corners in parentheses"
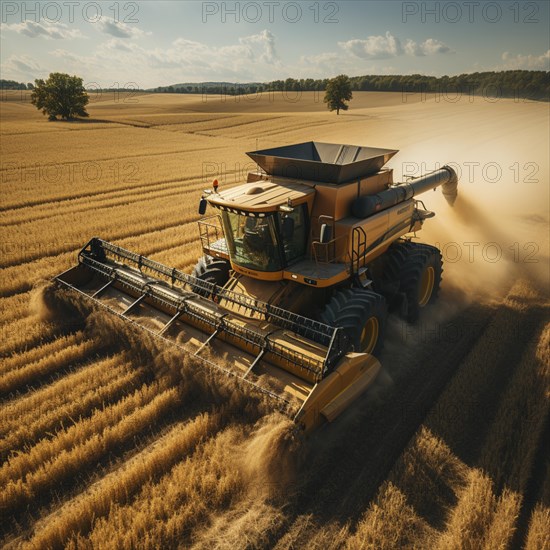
top-left (352, 165), bottom-right (459, 218)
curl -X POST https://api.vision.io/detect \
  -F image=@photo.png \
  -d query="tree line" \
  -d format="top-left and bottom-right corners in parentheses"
top-left (153, 71), bottom-right (548, 100)
top-left (4, 70), bottom-right (547, 101)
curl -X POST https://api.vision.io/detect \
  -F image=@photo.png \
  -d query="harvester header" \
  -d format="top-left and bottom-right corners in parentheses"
top-left (56, 141), bottom-right (458, 432)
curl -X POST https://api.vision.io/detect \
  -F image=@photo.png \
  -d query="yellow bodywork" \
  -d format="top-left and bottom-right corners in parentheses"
top-left (53, 144), bottom-right (457, 432)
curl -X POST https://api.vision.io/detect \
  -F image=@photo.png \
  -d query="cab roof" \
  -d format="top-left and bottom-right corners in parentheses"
top-left (207, 180), bottom-right (314, 213)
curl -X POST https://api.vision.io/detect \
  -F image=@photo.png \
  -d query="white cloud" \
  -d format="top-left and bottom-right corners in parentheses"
top-left (2, 20), bottom-right (82, 39)
top-left (33, 30), bottom-right (284, 87)
top-left (338, 32), bottom-right (403, 60)
top-left (297, 32), bottom-right (453, 78)
top-left (339, 32), bottom-right (452, 60)
top-left (500, 50), bottom-right (550, 70)
top-left (404, 39), bottom-right (424, 57)
top-left (1, 54), bottom-right (43, 80)
top-left (239, 29), bottom-right (278, 64)
top-left (405, 38), bottom-right (453, 56)
top-left (421, 38), bottom-right (452, 55)
top-left (97, 18), bottom-right (150, 39)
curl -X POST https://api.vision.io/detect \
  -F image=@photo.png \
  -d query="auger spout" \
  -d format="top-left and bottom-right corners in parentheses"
top-left (352, 165), bottom-right (459, 217)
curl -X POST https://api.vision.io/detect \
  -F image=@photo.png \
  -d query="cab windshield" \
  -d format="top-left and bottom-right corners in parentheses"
top-left (221, 211), bottom-right (284, 272)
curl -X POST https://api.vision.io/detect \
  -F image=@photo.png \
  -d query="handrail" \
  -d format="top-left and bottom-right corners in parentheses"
top-left (198, 214), bottom-right (224, 252)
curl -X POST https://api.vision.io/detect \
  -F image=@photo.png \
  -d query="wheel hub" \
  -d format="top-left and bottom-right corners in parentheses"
top-left (418, 266), bottom-right (435, 306)
top-left (360, 317), bottom-right (379, 353)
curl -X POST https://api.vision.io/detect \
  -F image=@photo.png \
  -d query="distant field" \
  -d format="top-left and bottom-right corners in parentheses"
top-left (0, 91), bottom-right (548, 549)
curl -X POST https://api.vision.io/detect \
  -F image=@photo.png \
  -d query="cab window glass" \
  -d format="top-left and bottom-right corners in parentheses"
top-left (279, 204), bottom-right (308, 265)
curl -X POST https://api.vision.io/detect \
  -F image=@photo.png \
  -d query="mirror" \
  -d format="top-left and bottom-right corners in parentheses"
top-left (282, 216), bottom-right (295, 239)
top-left (198, 198), bottom-right (207, 215)
top-left (319, 223), bottom-right (332, 244)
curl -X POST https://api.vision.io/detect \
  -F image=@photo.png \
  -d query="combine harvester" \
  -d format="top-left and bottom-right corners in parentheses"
top-left (56, 142), bottom-right (458, 432)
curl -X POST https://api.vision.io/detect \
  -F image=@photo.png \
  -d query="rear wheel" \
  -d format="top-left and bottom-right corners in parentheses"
top-left (399, 245), bottom-right (442, 323)
top-left (320, 288), bottom-right (387, 355)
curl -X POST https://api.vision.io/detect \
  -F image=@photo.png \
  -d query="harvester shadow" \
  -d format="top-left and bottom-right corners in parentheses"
top-left (423, 296), bottom-right (548, 492)
top-left (387, 293), bottom-right (548, 540)
top-left (281, 299), bottom-right (499, 535)
top-left (280, 291), bottom-right (546, 539)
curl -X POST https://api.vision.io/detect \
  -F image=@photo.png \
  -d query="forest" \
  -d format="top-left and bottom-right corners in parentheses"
top-left (2, 70), bottom-right (548, 100)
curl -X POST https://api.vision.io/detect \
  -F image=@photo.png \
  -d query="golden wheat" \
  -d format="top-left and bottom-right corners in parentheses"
top-left (0, 336), bottom-right (98, 396)
top-left (0, 355), bottom-right (140, 457)
top-left (27, 412), bottom-right (222, 549)
top-left (0, 92), bottom-right (548, 549)
top-left (0, 383), bottom-right (178, 516)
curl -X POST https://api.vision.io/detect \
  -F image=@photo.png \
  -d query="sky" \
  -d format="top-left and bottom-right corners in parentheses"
top-left (1, 1), bottom-right (549, 88)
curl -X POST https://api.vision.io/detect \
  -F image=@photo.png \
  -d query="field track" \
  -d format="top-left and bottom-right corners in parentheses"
top-left (1, 92), bottom-right (548, 548)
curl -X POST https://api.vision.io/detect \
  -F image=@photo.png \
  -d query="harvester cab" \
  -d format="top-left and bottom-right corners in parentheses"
top-left (55, 141), bottom-right (458, 432)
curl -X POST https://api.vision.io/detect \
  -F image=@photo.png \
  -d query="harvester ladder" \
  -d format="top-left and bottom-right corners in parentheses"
top-left (351, 226), bottom-right (367, 275)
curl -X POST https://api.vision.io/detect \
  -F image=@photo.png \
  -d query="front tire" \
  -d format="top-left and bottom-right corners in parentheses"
top-left (320, 288), bottom-right (387, 355)
top-left (191, 255), bottom-right (230, 295)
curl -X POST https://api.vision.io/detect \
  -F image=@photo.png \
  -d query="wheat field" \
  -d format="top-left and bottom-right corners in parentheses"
top-left (1, 90), bottom-right (548, 549)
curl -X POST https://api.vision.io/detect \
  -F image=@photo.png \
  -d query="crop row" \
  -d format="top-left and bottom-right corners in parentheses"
top-left (24, 412), bottom-right (223, 549)
top-left (1, 381), bottom-right (178, 518)
top-left (1, 355), bottom-right (141, 458)
top-left (0, 316), bottom-right (67, 360)
top-left (0, 335), bottom-right (98, 397)
top-left (0, 216), bottom-right (205, 302)
top-left (71, 423), bottom-right (248, 549)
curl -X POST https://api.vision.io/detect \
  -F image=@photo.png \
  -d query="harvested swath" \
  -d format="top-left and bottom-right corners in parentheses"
top-left (0, 291), bottom-right (32, 325)
top-left (0, 380), bottom-right (171, 486)
top-left (0, 336), bottom-right (98, 397)
top-left (191, 501), bottom-right (287, 550)
top-left (0, 332), bottom-right (83, 376)
top-left (77, 413), bottom-right (299, 550)
top-left (433, 470), bottom-right (520, 550)
top-left (0, 351), bottom-right (126, 432)
top-left (344, 482), bottom-right (434, 550)
top-left (0, 316), bottom-right (65, 360)
top-left (24, 413), bottom-right (223, 550)
top-left (0, 383), bottom-right (178, 519)
top-left (0, 355), bottom-right (141, 458)
top-left (477, 320), bottom-right (550, 494)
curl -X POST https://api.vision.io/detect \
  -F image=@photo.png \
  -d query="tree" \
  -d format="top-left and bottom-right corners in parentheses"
top-left (31, 72), bottom-right (89, 121)
top-left (324, 74), bottom-right (353, 114)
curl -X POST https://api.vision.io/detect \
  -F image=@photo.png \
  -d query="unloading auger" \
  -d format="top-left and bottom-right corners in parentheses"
top-left (56, 142), bottom-right (458, 432)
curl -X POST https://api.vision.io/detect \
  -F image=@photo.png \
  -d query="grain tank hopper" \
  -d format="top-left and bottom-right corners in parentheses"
top-left (55, 141), bottom-right (458, 432)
